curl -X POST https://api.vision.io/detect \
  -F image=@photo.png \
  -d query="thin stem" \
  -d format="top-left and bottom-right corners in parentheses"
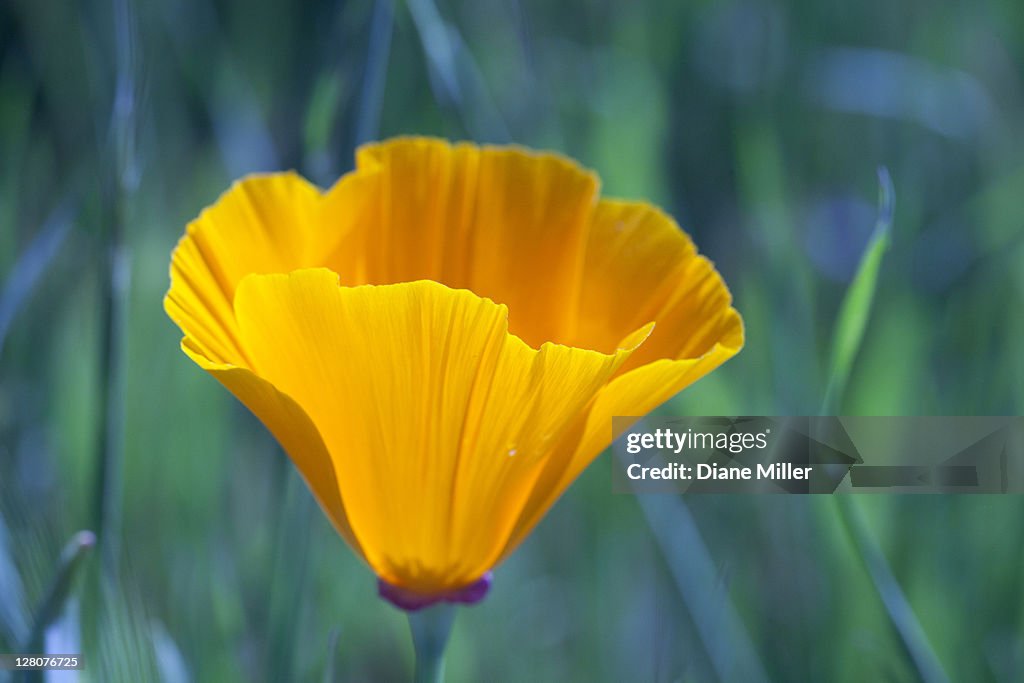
top-left (407, 604), bottom-right (455, 683)
top-left (833, 497), bottom-right (949, 683)
top-left (23, 531), bottom-right (95, 656)
top-left (92, 0), bottom-right (138, 579)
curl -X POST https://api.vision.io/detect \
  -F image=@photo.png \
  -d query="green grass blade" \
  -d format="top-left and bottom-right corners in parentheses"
top-left (23, 531), bottom-right (95, 654)
top-left (835, 498), bottom-right (950, 683)
top-left (323, 626), bottom-right (341, 683)
top-left (404, 0), bottom-right (509, 140)
top-left (0, 203), bottom-right (72, 359)
top-left (266, 470), bottom-right (315, 683)
top-left (0, 514), bottom-right (29, 650)
top-left (823, 169), bottom-right (950, 680)
top-left (823, 167), bottom-right (895, 414)
top-left (617, 442), bottom-right (769, 683)
top-left (353, 0), bottom-right (394, 148)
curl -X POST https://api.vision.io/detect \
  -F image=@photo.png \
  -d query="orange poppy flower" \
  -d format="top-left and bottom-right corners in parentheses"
top-left (165, 137), bottom-right (743, 609)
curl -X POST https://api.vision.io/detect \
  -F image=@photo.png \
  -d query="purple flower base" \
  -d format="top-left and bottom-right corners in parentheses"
top-left (378, 572), bottom-right (493, 612)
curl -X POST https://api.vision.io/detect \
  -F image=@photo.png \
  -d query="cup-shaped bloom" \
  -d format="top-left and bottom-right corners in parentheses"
top-left (165, 137), bottom-right (743, 609)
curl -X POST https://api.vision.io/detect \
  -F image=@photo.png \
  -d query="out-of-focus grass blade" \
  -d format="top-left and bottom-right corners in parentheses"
top-left (92, 0), bottom-right (140, 581)
top-left (822, 167), bottom-right (895, 414)
top-left (835, 498), bottom-right (950, 683)
top-left (0, 204), bottom-right (72, 358)
top-left (823, 169), bottom-right (948, 682)
top-left (23, 531), bottom-right (95, 653)
top-left (307, 0), bottom-right (393, 184)
top-left (150, 619), bottom-right (189, 683)
top-left (405, 0), bottom-right (461, 106)
top-left (353, 0), bottom-right (394, 148)
top-left (266, 471), bottom-right (315, 683)
top-left (0, 514), bottom-right (29, 649)
top-left (90, 578), bottom-right (163, 682)
top-left (323, 627), bottom-right (341, 683)
top-left (405, 0), bottom-right (509, 141)
top-left (615, 442), bottom-right (769, 683)
top-left (43, 600), bottom-right (81, 681)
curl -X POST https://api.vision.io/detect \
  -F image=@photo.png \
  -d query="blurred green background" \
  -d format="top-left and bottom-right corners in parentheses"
top-left (2, 0), bottom-right (1024, 681)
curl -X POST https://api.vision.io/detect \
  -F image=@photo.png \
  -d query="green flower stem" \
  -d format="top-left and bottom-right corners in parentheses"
top-left (408, 604), bottom-right (456, 683)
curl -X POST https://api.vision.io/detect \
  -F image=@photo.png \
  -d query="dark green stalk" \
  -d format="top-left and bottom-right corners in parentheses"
top-left (408, 604), bottom-right (455, 683)
top-left (92, 0), bottom-right (138, 579)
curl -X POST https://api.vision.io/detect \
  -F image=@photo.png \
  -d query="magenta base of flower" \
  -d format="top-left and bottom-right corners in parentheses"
top-left (378, 572), bottom-right (493, 611)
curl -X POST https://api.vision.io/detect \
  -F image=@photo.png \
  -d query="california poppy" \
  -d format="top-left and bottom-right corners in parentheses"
top-left (165, 137), bottom-right (743, 610)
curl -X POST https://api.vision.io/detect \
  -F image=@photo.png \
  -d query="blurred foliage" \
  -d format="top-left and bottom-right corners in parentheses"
top-left (2, 0), bottom-right (1024, 681)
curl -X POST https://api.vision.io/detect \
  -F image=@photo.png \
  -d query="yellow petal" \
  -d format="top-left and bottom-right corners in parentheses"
top-left (166, 171), bottom-right (380, 365)
top-left (572, 199), bottom-right (697, 354)
top-left (165, 172), bottom-right (319, 365)
top-left (566, 198), bottom-right (744, 487)
top-left (502, 200), bottom-right (745, 553)
top-left (169, 140), bottom-right (605, 360)
top-left (345, 138), bottom-right (480, 286)
top-left (231, 269), bottom-right (640, 594)
top-left (353, 137), bottom-right (600, 348)
top-left (181, 338), bottom-right (363, 555)
top-left (504, 338), bottom-right (742, 556)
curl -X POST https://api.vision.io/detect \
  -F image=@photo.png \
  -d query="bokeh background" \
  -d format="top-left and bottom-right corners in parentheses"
top-left (2, 0), bottom-right (1024, 681)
